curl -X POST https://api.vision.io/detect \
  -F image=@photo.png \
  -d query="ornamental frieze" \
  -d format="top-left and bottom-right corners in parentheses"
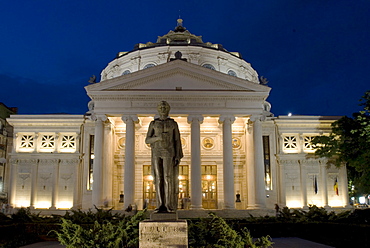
top-left (277, 159), bottom-right (300, 166)
top-left (18, 159), bottom-right (38, 165)
top-left (38, 159), bottom-right (60, 166)
top-left (60, 158), bottom-right (80, 166)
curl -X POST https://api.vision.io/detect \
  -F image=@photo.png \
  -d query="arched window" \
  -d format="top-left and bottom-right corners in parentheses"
top-left (143, 63), bottom-right (156, 69)
top-left (122, 70), bottom-right (131, 75)
top-left (227, 70), bottom-right (237, 77)
top-left (202, 64), bottom-right (215, 70)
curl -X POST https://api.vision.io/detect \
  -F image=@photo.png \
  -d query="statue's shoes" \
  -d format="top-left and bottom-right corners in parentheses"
top-left (154, 205), bottom-right (169, 213)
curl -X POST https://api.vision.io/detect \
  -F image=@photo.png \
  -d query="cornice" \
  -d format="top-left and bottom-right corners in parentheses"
top-left (89, 94), bottom-right (266, 102)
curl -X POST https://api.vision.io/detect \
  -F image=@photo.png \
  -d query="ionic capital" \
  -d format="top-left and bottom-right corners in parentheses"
top-left (187, 115), bottom-right (204, 124)
top-left (249, 115), bottom-right (263, 123)
top-left (91, 113), bottom-right (107, 122)
top-left (121, 115), bottom-right (139, 124)
top-left (218, 115), bottom-right (235, 124)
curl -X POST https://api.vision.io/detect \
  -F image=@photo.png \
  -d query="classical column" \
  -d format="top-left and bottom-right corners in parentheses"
top-left (92, 115), bottom-right (106, 208)
top-left (30, 159), bottom-right (39, 209)
top-left (219, 115), bottom-right (236, 209)
top-left (251, 115), bottom-right (266, 208)
top-left (8, 159), bottom-right (18, 207)
top-left (73, 158), bottom-right (83, 209)
top-left (277, 159), bottom-right (286, 207)
top-left (103, 121), bottom-right (113, 208)
top-left (246, 120), bottom-right (256, 208)
top-left (50, 159), bottom-right (60, 210)
top-left (339, 165), bottom-right (350, 207)
top-left (122, 115), bottom-right (139, 210)
top-left (299, 161), bottom-right (308, 208)
top-left (187, 115), bottom-right (204, 209)
top-left (320, 161), bottom-right (329, 207)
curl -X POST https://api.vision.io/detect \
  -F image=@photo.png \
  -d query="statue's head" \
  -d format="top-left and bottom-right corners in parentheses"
top-left (157, 101), bottom-right (171, 117)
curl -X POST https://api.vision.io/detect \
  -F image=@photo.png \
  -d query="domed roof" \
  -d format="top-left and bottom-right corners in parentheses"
top-left (124, 19), bottom-right (234, 56)
top-left (100, 20), bottom-right (259, 84)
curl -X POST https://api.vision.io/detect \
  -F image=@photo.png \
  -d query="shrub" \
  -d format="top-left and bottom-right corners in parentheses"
top-left (63, 206), bottom-right (125, 224)
top-left (188, 213), bottom-right (273, 248)
top-left (52, 210), bottom-right (146, 248)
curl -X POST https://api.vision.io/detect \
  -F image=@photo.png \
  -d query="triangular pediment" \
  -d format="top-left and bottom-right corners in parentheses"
top-left (85, 60), bottom-right (270, 93)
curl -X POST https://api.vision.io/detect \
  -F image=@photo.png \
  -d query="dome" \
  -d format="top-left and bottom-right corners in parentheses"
top-left (100, 20), bottom-right (259, 83)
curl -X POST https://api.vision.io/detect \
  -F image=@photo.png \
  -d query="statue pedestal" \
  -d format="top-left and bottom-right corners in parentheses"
top-left (139, 212), bottom-right (188, 248)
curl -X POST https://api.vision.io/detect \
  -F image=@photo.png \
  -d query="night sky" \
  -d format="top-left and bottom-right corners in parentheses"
top-left (0, 1), bottom-right (369, 117)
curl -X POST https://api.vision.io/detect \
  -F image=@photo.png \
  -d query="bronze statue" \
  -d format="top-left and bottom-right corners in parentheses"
top-left (145, 101), bottom-right (183, 212)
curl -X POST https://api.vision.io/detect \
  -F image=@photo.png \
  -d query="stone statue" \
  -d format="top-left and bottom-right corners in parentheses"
top-left (145, 101), bottom-right (183, 212)
top-left (88, 75), bottom-right (96, 84)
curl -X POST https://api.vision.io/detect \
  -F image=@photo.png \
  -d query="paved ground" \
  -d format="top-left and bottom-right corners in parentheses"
top-left (272, 237), bottom-right (334, 248)
top-left (20, 237), bottom-right (334, 247)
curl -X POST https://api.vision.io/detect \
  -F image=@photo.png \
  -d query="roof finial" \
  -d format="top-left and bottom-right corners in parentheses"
top-left (177, 18), bottom-right (183, 27)
top-left (175, 16), bottom-right (186, 32)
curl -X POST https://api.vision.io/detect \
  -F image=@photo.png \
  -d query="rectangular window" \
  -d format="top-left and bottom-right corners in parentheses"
top-left (143, 164), bottom-right (151, 176)
top-left (179, 165), bottom-right (189, 175)
top-left (88, 135), bottom-right (94, 190)
top-left (201, 165), bottom-right (217, 175)
top-left (263, 136), bottom-right (272, 190)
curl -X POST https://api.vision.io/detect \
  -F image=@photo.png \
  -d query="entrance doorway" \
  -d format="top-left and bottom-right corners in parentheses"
top-left (201, 165), bottom-right (217, 209)
top-left (142, 165), bottom-right (189, 210)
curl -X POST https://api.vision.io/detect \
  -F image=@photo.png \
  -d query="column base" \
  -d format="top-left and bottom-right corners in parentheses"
top-left (223, 207), bottom-right (236, 210)
top-left (247, 204), bottom-right (266, 210)
top-left (49, 206), bottom-right (57, 210)
top-left (190, 205), bottom-right (203, 210)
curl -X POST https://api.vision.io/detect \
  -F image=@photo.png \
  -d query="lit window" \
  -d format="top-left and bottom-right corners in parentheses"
top-left (303, 136), bottom-right (315, 152)
top-left (20, 135), bottom-right (34, 148)
top-left (88, 135), bottom-right (94, 190)
top-left (228, 70), bottom-right (237, 77)
top-left (61, 135), bottom-right (76, 149)
top-left (41, 135), bottom-right (55, 148)
top-left (263, 136), bottom-right (272, 190)
top-left (202, 64), bottom-right (215, 70)
top-left (283, 136), bottom-right (297, 150)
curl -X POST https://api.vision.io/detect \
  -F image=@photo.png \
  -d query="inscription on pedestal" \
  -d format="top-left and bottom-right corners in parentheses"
top-left (139, 220), bottom-right (188, 248)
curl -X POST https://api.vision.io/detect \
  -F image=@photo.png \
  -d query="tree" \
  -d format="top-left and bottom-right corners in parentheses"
top-left (312, 91), bottom-right (370, 197)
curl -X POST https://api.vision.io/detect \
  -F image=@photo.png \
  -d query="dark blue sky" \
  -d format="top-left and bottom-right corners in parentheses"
top-left (0, 1), bottom-right (369, 116)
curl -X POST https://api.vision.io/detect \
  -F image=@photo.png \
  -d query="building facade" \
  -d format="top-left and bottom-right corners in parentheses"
top-left (6, 21), bottom-right (350, 211)
top-left (0, 103), bottom-right (17, 202)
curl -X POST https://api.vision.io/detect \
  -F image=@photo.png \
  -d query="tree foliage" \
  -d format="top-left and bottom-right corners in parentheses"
top-left (312, 91), bottom-right (370, 196)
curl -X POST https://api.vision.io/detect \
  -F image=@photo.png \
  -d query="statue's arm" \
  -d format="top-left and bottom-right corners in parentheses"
top-left (145, 121), bottom-right (161, 144)
top-left (173, 122), bottom-right (183, 165)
